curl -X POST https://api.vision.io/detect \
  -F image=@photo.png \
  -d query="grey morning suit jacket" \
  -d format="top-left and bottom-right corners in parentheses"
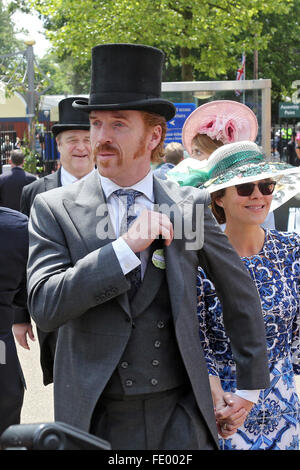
top-left (27, 170), bottom-right (270, 447)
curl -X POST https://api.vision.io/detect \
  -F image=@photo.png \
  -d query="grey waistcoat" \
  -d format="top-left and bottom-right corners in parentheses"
top-left (103, 274), bottom-right (188, 397)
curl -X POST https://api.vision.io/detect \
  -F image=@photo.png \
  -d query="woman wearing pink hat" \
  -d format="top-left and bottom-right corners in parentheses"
top-left (193, 141), bottom-right (300, 450)
top-left (168, 100), bottom-right (259, 182)
top-left (182, 100), bottom-right (258, 161)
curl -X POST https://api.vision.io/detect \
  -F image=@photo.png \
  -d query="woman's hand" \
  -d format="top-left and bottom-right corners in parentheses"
top-left (215, 392), bottom-right (254, 438)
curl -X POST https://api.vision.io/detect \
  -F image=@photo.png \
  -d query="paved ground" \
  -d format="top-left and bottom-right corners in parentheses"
top-left (17, 323), bottom-right (300, 427)
top-left (17, 324), bottom-right (54, 424)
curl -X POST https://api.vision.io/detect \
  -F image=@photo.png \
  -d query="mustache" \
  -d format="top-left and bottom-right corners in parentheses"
top-left (93, 142), bottom-right (120, 157)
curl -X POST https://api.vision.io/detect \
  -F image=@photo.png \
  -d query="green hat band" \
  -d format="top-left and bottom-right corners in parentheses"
top-left (171, 149), bottom-right (264, 187)
top-left (204, 160), bottom-right (293, 188)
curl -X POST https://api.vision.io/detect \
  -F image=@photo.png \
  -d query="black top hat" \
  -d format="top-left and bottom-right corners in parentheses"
top-left (52, 97), bottom-right (90, 137)
top-left (72, 44), bottom-right (176, 122)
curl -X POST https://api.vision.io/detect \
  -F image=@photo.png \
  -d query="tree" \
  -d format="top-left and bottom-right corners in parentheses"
top-left (11, 0), bottom-right (298, 112)
top-left (37, 53), bottom-right (74, 95)
top-left (0, 0), bottom-right (26, 93)
top-left (28, 0), bottom-right (292, 82)
top-left (243, 1), bottom-right (300, 119)
top-left (0, 0), bottom-right (23, 54)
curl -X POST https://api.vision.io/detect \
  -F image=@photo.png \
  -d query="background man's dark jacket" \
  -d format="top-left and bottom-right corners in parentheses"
top-left (0, 167), bottom-right (36, 211)
top-left (0, 208), bottom-right (29, 435)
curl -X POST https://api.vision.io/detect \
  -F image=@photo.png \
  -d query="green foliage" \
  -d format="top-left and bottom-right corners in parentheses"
top-left (0, 0), bottom-right (40, 99)
top-left (0, 0), bottom-right (23, 53)
top-left (27, 0), bottom-right (292, 81)
top-left (35, 51), bottom-right (91, 94)
top-left (22, 147), bottom-right (43, 174)
top-left (10, 0), bottom-right (300, 110)
top-left (37, 52), bottom-right (74, 94)
top-left (0, 0), bottom-right (26, 94)
top-left (254, 5), bottom-right (300, 117)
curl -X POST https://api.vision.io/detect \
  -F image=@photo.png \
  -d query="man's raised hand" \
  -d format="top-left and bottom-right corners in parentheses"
top-left (122, 209), bottom-right (173, 253)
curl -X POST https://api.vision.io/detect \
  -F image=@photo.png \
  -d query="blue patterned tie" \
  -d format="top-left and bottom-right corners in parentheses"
top-left (114, 189), bottom-right (143, 299)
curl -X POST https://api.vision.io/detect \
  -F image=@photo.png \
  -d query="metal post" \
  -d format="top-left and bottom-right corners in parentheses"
top-left (24, 40), bottom-right (36, 152)
top-left (253, 51), bottom-right (258, 80)
top-left (261, 85), bottom-right (271, 158)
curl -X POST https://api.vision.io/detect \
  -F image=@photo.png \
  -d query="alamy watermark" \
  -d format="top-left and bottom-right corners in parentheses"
top-left (95, 201), bottom-right (204, 250)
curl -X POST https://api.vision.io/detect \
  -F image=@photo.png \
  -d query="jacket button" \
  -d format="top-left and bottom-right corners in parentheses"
top-left (125, 317), bottom-right (135, 327)
top-left (125, 379), bottom-right (133, 387)
top-left (152, 359), bottom-right (159, 367)
top-left (157, 320), bottom-right (165, 329)
top-left (121, 361), bottom-right (129, 369)
top-left (96, 294), bottom-right (106, 302)
top-left (150, 378), bottom-right (158, 386)
top-left (154, 340), bottom-right (161, 348)
top-left (107, 288), bottom-right (118, 296)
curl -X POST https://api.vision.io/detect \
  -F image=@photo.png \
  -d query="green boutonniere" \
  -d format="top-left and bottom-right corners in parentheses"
top-left (152, 249), bottom-right (166, 269)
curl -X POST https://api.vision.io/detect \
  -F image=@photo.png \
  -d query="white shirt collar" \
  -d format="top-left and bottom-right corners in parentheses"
top-left (60, 166), bottom-right (96, 186)
top-left (98, 169), bottom-right (154, 203)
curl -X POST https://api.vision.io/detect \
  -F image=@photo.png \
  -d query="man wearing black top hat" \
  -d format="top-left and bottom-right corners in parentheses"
top-left (27, 44), bottom-right (270, 449)
top-left (21, 97), bottom-right (94, 217)
top-left (20, 97), bottom-right (95, 386)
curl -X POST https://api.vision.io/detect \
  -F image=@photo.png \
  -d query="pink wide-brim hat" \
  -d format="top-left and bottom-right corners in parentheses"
top-left (182, 100), bottom-right (258, 156)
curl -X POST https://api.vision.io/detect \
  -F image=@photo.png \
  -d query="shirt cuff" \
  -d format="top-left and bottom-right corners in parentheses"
top-left (235, 389), bottom-right (261, 404)
top-left (112, 237), bottom-right (141, 275)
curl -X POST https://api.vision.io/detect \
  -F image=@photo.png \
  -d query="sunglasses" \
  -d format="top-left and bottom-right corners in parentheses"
top-left (235, 181), bottom-right (277, 197)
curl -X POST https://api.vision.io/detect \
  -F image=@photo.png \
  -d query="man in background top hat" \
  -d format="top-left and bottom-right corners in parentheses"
top-left (27, 43), bottom-right (270, 450)
top-left (20, 97), bottom-right (95, 386)
top-left (21, 96), bottom-right (94, 217)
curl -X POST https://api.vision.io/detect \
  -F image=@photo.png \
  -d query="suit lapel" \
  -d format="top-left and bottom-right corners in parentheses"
top-left (131, 177), bottom-right (185, 320)
top-left (130, 238), bottom-right (165, 314)
top-left (62, 171), bottom-right (116, 254)
top-left (62, 171), bottom-right (130, 314)
top-left (44, 169), bottom-right (61, 191)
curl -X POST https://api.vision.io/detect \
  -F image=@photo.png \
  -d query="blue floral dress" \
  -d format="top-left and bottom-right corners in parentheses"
top-left (197, 230), bottom-right (300, 450)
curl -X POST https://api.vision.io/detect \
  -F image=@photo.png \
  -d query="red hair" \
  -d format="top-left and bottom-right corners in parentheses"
top-left (140, 111), bottom-right (167, 163)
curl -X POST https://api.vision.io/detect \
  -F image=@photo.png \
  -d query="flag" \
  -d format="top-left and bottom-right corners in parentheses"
top-left (235, 53), bottom-right (245, 96)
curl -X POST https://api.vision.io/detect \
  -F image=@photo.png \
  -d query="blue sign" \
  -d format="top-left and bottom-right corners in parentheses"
top-left (165, 103), bottom-right (196, 145)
